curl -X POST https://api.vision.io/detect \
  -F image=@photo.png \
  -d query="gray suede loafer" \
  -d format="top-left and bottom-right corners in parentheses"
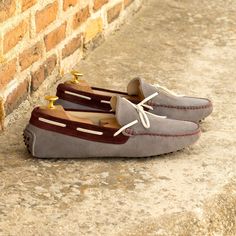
top-left (56, 72), bottom-right (213, 123)
top-left (23, 94), bottom-right (200, 158)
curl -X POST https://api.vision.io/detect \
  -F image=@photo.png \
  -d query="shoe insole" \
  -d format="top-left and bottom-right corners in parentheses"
top-left (68, 111), bottom-right (120, 129)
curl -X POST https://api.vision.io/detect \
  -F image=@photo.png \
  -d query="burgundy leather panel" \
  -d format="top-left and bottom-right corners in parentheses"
top-left (56, 84), bottom-right (140, 111)
top-left (30, 107), bottom-right (129, 144)
top-left (57, 84), bottom-right (112, 111)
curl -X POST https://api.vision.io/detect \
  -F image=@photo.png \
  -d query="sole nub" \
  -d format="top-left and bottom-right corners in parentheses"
top-left (23, 125), bottom-right (35, 155)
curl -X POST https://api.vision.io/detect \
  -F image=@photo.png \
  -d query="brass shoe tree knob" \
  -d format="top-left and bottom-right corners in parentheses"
top-left (45, 95), bottom-right (58, 109)
top-left (71, 70), bottom-right (83, 84)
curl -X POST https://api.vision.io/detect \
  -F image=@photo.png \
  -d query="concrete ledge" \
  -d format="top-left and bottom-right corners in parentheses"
top-left (119, 179), bottom-right (236, 235)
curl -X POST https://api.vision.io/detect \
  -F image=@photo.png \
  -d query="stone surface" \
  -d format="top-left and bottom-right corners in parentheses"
top-left (73, 5), bottom-right (90, 29)
top-left (21, 0), bottom-right (37, 12)
top-left (44, 22), bottom-right (67, 51)
top-left (63, 0), bottom-right (77, 11)
top-left (93, 0), bottom-right (109, 11)
top-left (107, 2), bottom-right (123, 23)
top-left (19, 41), bottom-right (43, 71)
top-left (84, 18), bottom-right (103, 43)
top-left (0, 58), bottom-right (17, 90)
top-left (62, 34), bottom-right (82, 59)
top-left (3, 19), bottom-right (28, 53)
top-left (0, 97), bottom-right (4, 130)
top-left (124, 0), bottom-right (134, 8)
top-left (0, 0), bottom-right (236, 235)
top-left (35, 1), bottom-right (58, 33)
top-left (0, 0), bottom-right (16, 23)
top-left (4, 79), bottom-right (29, 115)
top-left (31, 54), bottom-right (57, 91)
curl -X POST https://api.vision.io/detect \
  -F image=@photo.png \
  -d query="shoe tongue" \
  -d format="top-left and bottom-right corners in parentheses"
top-left (127, 77), bottom-right (157, 98)
top-left (110, 96), bottom-right (139, 126)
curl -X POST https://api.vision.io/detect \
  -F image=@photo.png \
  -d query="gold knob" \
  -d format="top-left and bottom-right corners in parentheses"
top-left (71, 70), bottom-right (83, 84)
top-left (45, 95), bottom-right (58, 109)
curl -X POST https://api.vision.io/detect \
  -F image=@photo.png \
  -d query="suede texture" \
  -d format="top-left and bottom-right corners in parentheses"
top-left (115, 97), bottom-right (200, 136)
top-left (56, 78), bottom-right (213, 122)
top-left (25, 124), bottom-right (200, 158)
top-left (24, 96), bottom-right (201, 158)
top-left (129, 78), bottom-right (213, 122)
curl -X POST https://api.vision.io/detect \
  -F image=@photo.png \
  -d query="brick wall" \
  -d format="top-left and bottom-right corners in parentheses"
top-left (0, 0), bottom-right (142, 130)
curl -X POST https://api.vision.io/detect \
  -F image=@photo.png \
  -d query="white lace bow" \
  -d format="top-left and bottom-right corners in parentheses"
top-left (114, 92), bottom-right (166, 137)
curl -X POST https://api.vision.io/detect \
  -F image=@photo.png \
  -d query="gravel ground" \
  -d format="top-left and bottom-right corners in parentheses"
top-left (0, 0), bottom-right (236, 235)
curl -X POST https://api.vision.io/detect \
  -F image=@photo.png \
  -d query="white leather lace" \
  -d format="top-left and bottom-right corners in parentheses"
top-left (154, 83), bottom-right (184, 97)
top-left (114, 92), bottom-right (160, 137)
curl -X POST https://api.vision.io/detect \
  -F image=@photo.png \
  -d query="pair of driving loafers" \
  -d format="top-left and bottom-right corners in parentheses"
top-left (24, 72), bottom-right (213, 158)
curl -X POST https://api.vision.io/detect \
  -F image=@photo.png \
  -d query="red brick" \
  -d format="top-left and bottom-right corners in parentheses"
top-left (93, 0), bottom-right (108, 11)
top-left (84, 18), bottom-right (103, 43)
top-left (0, 59), bottom-right (17, 90)
top-left (0, 0), bottom-right (16, 23)
top-left (35, 1), bottom-right (58, 33)
top-left (124, 0), bottom-right (134, 8)
top-left (31, 66), bottom-right (44, 92)
top-left (19, 41), bottom-right (43, 71)
top-left (107, 3), bottom-right (122, 23)
top-left (44, 23), bottom-right (67, 52)
top-left (4, 79), bottom-right (29, 115)
top-left (73, 6), bottom-right (90, 29)
top-left (3, 20), bottom-right (28, 53)
top-left (62, 34), bottom-right (82, 59)
top-left (31, 54), bottom-right (57, 91)
top-left (22, 0), bottom-right (37, 12)
top-left (63, 0), bottom-right (77, 11)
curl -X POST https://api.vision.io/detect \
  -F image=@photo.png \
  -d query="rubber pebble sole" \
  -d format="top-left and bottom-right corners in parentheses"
top-left (23, 124), bottom-right (200, 159)
top-left (23, 127), bottom-right (35, 155)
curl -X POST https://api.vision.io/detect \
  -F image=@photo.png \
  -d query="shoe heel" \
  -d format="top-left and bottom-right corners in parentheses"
top-left (23, 124), bottom-right (81, 158)
top-left (23, 125), bottom-right (35, 155)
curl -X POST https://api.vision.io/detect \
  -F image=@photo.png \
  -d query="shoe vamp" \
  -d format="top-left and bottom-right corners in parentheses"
top-left (153, 92), bottom-right (209, 108)
top-left (131, 115), bottom-right (198, 136)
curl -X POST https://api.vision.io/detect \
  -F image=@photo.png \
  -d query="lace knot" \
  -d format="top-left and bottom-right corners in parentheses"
top-left (114, 92), bottom-right (159, 136)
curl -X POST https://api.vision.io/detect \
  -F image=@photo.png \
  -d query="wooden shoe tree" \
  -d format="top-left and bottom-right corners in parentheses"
top-left (64, 71), bottom-right (93, 93)
top-left (63, 71), bottom-right (142, 103)
top-left (39, 96), bottom-right (121, 129)
top-left (99, 118), bottom-right (120, 129)
top-left (40, 96), bottom-right (93, 124)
